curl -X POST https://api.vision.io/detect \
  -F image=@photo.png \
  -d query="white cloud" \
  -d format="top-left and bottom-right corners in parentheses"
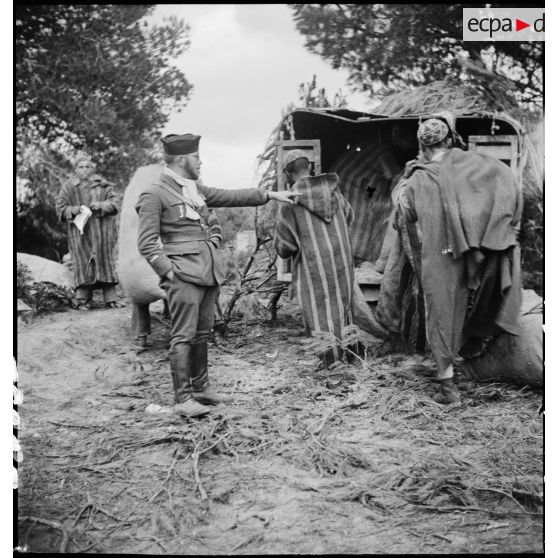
top-left (150, 4), bottom-right (373, 189)
top-left (198, 138), bottom-right (263, 190)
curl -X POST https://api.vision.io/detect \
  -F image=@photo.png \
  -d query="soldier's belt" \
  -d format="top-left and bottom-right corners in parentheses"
top-left (161, 231), bottom-right (210, 243)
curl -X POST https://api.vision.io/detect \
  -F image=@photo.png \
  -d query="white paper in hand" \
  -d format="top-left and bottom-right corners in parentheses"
top-left (73, 205), bottom-right (92, 235)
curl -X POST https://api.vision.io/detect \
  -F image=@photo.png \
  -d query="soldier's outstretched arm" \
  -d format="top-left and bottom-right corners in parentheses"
top-left (198, 184), bottom-right (298, 208)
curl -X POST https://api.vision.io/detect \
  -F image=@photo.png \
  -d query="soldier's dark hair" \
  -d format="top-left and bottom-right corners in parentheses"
top-left (164, 154), bottom-right (182, 165)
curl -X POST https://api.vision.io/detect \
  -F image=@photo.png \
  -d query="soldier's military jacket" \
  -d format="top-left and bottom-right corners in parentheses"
top-left (135, 172), bottom-right (268, 286)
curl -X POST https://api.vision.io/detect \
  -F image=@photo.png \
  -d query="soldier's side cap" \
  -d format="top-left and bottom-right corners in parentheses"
top-left (284, 149), bottom-right (310, 168)
top-left (161, 133), bottom-right (201, 155)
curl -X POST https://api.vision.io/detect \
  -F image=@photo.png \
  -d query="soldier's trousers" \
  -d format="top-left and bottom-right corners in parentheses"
top-left (161, 276), bottom-right (219, 349)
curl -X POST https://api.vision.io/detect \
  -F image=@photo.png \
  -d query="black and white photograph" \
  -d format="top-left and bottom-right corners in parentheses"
top-left (14, 3), bottom-right (544, 555)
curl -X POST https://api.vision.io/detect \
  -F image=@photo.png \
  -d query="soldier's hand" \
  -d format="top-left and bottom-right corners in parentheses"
top-left (165, 270), bottom-right (175, 282)
top-left (90, 202), bottom-right (101, 211)
top-left (267, 190), bottom-right (300, 205)
top-left (70, 206), bottom-right (81, 216)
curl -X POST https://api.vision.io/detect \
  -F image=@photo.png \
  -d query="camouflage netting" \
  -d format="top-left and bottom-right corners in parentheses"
top-left (372, 77), bottom-right (488, 118)
top-left (371, 77), bottom-right (543, 199)
top-left (371, 75), bottom-right (522, 118)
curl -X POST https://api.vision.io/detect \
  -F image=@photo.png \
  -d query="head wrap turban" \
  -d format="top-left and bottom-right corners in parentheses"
top-left (284, 149), bottom-right (310, 169)
top-left (417, 118), bottom-right (450, 146)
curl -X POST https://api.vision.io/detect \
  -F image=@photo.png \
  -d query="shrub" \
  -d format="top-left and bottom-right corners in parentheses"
top-left (17, 261), bottom-right (73, 314)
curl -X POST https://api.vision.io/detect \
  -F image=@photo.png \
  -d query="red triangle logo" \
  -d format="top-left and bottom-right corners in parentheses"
top-left (516, 19), bottom-right (530, 31)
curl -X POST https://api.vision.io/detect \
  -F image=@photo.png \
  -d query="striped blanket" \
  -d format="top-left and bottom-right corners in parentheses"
top-left (274, 173), bottom-right (354, 364)
top-left (331, 143), bottom-right (401, 263)
top-left (375, 210), bottom-right (427, 354)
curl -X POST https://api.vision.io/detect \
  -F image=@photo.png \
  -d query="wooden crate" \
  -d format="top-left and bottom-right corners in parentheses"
top-left (468, 135), bottom-right (519, 174)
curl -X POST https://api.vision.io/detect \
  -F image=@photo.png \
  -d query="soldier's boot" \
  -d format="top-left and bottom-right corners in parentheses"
top-left (170, 343), bottom-right (212, 417)
top-left (191, 341), bottom-right (233, 405)
top-left (433, 378), bottom-right (461, 404)
top-left (131, 304), bottom-right (151, 348)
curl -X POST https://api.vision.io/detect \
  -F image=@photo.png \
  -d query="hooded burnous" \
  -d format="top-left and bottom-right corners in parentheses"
top-left (274, 173), bottom-right (355, 364)
top-left (378, 146), bottom-right (523, 375)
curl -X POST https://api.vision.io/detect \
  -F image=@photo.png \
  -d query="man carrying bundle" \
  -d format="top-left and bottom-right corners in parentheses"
top-left (136, 133), bottom-right (297, 417)
top-left (274, 150), bottom-right (355, 369)
top-left (394, 116), bottom-right (523, 403)
top-left (57, 153), bottom-right (119, 309)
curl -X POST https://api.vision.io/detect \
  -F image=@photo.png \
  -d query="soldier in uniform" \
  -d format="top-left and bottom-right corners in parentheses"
top-left (136, 133), bottom-right (297, 417)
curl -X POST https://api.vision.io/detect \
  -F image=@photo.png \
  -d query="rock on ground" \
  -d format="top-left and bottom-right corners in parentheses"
top-left (17, 253), bottom-right (72, 289)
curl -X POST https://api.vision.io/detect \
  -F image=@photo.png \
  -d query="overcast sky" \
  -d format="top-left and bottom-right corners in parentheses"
top-left (149, 4), bottom-right (373, 189)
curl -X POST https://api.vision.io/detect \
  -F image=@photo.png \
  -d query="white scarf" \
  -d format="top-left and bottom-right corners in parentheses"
top-left (163, 166), bottom-right (206, 221)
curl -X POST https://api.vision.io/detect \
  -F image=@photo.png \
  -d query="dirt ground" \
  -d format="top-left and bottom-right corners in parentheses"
top-left (16, 292), bottom-right (543, 554)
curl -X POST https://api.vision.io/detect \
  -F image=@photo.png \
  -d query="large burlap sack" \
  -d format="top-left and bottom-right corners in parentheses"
top-left (118, 164), bottom-right (166, 305)
top-left (460, 289), bottom-right (543, 387)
